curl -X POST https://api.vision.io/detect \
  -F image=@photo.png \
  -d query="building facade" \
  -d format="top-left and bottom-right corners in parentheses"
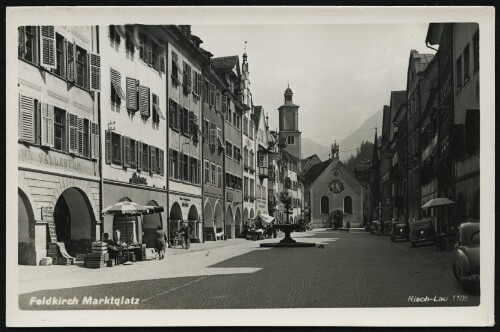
top-left (18, 25), bottom-right (101, 264)
top-left (255, 106), bottom-right (270, 218)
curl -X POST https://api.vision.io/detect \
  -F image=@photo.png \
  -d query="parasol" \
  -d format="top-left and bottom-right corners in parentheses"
top-left (258, 214), bottom-right (275, 226)
top-left (421, 198), bottom-right (455, 209)
top-left (102, 201), bottom-right (151, 216)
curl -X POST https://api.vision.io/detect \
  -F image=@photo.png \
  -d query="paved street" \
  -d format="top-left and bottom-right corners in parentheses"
top-left (19, 229), bottom-right (479, 310)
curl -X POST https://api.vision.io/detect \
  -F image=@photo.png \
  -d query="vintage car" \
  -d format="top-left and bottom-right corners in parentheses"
top-left (390, 222), bottom-right (410, 242)
top-left (370, 221), bottom-right (383, 235)
top-left (452, 222), bottom-right (480, 290)
top-left (409, 219), bottom-right (436, 247)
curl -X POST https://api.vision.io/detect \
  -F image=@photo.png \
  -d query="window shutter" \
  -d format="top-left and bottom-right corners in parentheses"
top-left (110, 68), bottom-right (126, 99)
top-left (143, 144), bottom-right (149, 172)
top-left (210, 123), bottom-right (216, 146)
top-left (147, 40), bottom-right (153, 65)
top-left (122, 136), bottom-right (131, 167)
top-left (188, 111), bottom-right (195, 135)
top-left (216, 90), bottom-right (221, 111)
top-left (169, 99), bottom-right (175, 128)
top-left (90, 122), bottom-right (99, 159)
top-left (139, 85), bottom-right (150, 117)
top-left (168, 149), bottom-right (173, 177)
top-left (40, 103), bottom-right (54, 147)
top-left (150, 146), bottom-right (156, 174)
top-left (105, 130), bottom-right (112, 164)
top-left (158, 149), bottom-right (164, 176)
top-left (40, 26), bottom-right (56, 69)
top-left (137, 141), bottom-right (143, 171)
top-left (90, 53), bottom-right (101, 92)
top-left (222, 96), bottom-right (227, 114)
top-left (126, 77), bottom-right (138, 111)
top-left (66, 40), bottom-right (76, 82)
top-left (159, 46), bottom-right (166, 73)
top-left (67, 113), bottom-right (78, 154)
top-left (18, 26), bottom-right (26, 57)
top-left (198, 73), bottom-right (203, 97)
top-left (176, 103), bottom-right (181, 130)
top-left (18, 94), bottom-right (35, 143)
top-left (77, 117), bottom-right (84, 155)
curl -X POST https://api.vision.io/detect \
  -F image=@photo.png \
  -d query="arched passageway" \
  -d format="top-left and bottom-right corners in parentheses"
top-left (143, 200), bottom-right (162, 248)
top-left (203, 200), bottom-right (214, 241)
top-left (169, 202), bottom-right (184, 236)
top-left (225, 205), bottom-right (234, 239)
top-left (53, 187), bottom-right (96, 256)
top-left (18, 188), bottom-right (36, 265)
top-left (187, 205), bottom-right (199, 240)
top-left (234, 207), bottom-right (242, 236)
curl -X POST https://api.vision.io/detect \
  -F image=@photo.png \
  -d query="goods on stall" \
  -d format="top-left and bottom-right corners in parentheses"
top-left (92, 241), bottom-right (108, 254)
top-left (84, 253), bottom-right (109, 268)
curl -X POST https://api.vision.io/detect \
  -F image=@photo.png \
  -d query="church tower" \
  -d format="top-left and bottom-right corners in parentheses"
top-left (331, 140), bottom-right (339, 160)
top-left (278, 85), bottom-right (301, 160)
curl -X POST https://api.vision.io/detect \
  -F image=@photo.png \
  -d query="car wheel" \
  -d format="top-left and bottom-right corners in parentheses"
top-left (452, 263), bottom-right (460, 281)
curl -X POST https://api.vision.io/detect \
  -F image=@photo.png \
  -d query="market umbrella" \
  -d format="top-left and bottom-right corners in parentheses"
top-left (102, 201), bottom-right (150, 216)
top-left (258, 213), bottom-right (275, 226)
top-left (421, 198), bottom-right (455, 209)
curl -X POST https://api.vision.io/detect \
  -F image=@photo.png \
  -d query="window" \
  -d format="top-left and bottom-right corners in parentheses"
top-left (204, 159), bottom-right (210, 184)
top-left (169, 99), bottom-right (179, 130)
top-left (171, 51), bottom-right (179, 82)
top-left (233, 146), bottom-right (241, 162)
top-left (203, 79), bottom-right (209, 103)
top-left (473, 31), bottom-right (479, 73)
top-left (250, 150), bottom-right (254, 168)
top-left (236, 115), bottom-right (241, 130)
top-left (142, 143), bottom-right (149, 172)
top-left (170, 149), bottom-right (179, 179)
top-left (463, 44), bottom-right (470, 83)
top-left (211, 163), bottom-right (216, 186)
top-left (52, 33), bottom-right (65, 77)
top-left (256, 185), bottom-right (260, 199)
top-left (111, 81), bottom-right (121, 107)
top-left (112, 132), bottom-right (121, 165)
top-left (210, 84), bottom-right (216, 106)
top-left (54, 107), bottom-right (65, 151)
top-left (226, 107), bottom-right (231, 122)
top-left (217, 165), bottom-right (222, 188)
top-left (152, 93), bottom-right (164, 124)
top-left (83, 119), bottom-right (89, 158)
top-left (456, 55), bottom-right (463, 92)
top-left (250, 178), bottom-right (255, 196)
top-left (75, 46), bottom-right (88, 88)
top-left (139, 85), bottom-right (150, 117)
top-left (182, 61), bottom-right (192, 94)
top-left (183, 154), bottom-right (189, 181)
top-left (244, 177), bottom-right (249, 195)
top-left (190, 157), bottom-right (198, 184)
top-left (244, 147), bottom-right (248, 166)
top-left (19, 26), bottom-right (37, 63)
top-left (226, 141), bottom-right (233, 158)
top-left (109, 25), bottom-right (121, 44)
top-left (287, 136), bottom-right (295, 145)
top-left (243, 117), bottom-right (248, 136)
top-left (192, 70), bottom-right (200, 96)
top-left (217, 127), bottom-right (222, 145)
top-left (344, 196), bottom-right (353, 214)
top-left (233, 112), bottom-right (237, 127)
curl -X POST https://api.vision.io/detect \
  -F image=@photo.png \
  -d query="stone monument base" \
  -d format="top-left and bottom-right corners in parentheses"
top-left (260, 242), bottom-right (316, 248)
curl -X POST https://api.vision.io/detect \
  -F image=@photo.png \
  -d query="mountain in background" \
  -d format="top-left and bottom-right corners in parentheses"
top-left (301, 138), bottom-right (330, 161)
top-left (339, 109), bottom-right (383, 161)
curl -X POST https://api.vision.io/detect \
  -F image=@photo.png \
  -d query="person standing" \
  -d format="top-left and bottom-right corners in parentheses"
top-left (155, 226), bottom-right (167, 260)
top-left (346, 220), bottom-right (351, 233)
top-left (179, 224), bottom-right (190, 249)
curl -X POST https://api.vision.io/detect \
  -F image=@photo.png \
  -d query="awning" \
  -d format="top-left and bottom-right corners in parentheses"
top-left (421, 198), bottom-right (455, 209)
top-left (103, 201), bottom-right (164, 216)
top-left (258, 213), bottom-right (275, 225)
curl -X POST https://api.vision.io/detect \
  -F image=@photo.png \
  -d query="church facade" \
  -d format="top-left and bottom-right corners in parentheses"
top-left (303, 143), bottom-right (364, 228)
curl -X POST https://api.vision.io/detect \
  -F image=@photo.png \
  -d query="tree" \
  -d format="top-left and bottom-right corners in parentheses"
top-left (279, 190), bottom-right (293, 223)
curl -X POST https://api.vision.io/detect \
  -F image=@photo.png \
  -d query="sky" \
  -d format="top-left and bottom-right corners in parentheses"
top-left (191, 24), bottom-right (435, 146)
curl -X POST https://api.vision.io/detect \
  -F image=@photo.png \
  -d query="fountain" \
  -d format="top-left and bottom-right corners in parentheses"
top-left (260, 223), bottom-right (316, 248)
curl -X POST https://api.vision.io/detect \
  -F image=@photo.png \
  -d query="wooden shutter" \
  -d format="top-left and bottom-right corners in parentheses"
top-left (90, 122), bottom-right (99, 159)
top-left (216, 91), bottom-right (221, 111)
top-left (159, 149), bottom-right (164, 176)
top-left (222, 96), bottom-right (227, 114)
top-left (18, 94), bottom-right (35, 143)
top-left (110, 68), bottom-right (126, 99)
top-left (66, 40), bottom-right (76, 82)
top-left (137, 141), bottom-right (143, 171)
top-left (122, 136), bottom-right (131, 167)
top-left (67, 113), bottom-right (78, 154)
top-left (169, 99), bottom-right (175, 128)
top-left (139, 85), bottom-right (150, 117)
top-left (159, 46), bottom-right (166, 73)
top-left (188, 111), bottom-right (195, 135)
top-left (126, 77), bottom-right (138, 111)
top-left (40, 103), bottom-right (54, 147)
top-left (90, 53), bottom-right (101, 92)
top-left (197, 73), bottom-right (203, 96)
top-left (18, 26), bottom-right (26, 57)
top-left (105, 130), bottom-right (112, 164)
top-left (150, 146), bottom-right (156, 174)
top-left (40, 26), bottom-right (56, 69)
top-left (142, 144), bottom-right (149, 172)
top-left (168, 149), bottom-right (173, 178)
top-left (210, 123), bottom-right (216, 145)
top-left (77, 117), bottom-right (84, 155)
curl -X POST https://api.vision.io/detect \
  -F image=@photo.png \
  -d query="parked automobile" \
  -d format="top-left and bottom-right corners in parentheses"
top-left (409, 219), bottom-right (436, 247)
top-left (390, 222), bottom-right (410, 242)
top-left (383, 221), bottom-right (392, 236)
top-left (370, 221), bottom-right (383, 235)
top-left (452, 222), bottom-right (480, 291)
top-left (364, 223), bottom-right (372, 232)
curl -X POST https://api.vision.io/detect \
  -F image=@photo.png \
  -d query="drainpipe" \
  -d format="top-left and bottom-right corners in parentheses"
top-left (164, 35), bottom-right (170, 242)
top-left (95, 25), bottom-right (104, 241)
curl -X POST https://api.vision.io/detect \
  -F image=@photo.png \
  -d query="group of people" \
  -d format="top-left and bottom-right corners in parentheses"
top-left (242, 222), bottom-right (277, 239)
top-left (155, 224), bottom-right (191, 260)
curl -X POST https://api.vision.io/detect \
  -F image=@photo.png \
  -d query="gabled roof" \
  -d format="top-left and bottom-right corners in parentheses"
top-left (211, 56), bottom-right (239, 72)
top-left (303, 159), bottom-right (332, 185)
top-left (253, 106), bottom-right (262, 120)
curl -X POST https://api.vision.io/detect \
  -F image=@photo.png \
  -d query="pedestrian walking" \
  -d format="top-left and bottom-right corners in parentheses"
top-left (155, 226), bottom-right (167, 260)
top-left (179, 224), bottom-right (190, 249)
top-left (346, 220), bottom-right (351, 233)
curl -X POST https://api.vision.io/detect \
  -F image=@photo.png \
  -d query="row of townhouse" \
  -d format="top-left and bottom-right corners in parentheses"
top-left (17, 24), bottom-right (276, 265)
top-left (370, 23), bottom-right (480, 233)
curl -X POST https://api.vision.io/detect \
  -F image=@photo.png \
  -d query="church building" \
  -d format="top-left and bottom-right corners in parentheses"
top-left (303, 142), bottom-right (364, 228)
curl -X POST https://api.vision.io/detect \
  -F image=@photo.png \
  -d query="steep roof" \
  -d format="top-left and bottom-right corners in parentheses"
top-left (211, 56), bottom-right (239, 72)
top-left (253, 106), bottom-right (262, 120)
top-left (303, 159), bottom-right (332, 185)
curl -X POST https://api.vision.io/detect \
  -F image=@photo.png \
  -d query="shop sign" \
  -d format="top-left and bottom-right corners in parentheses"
top-left (227, 192), bottom-right (233, 202)
top-left (19, 149), bottom-right (83, 171)
top-left (46, 219), bottom-right (57, 243)
top-left (181, 202), bottom-right (190, 207)
top-left (41, 206), bottom-right (53, 220)
top-left (180, 197), bottom-right (191, 202)
top-left (258, 202), bottom-right (266, 209)
top-left (129, 173), bottom-right (147, 185)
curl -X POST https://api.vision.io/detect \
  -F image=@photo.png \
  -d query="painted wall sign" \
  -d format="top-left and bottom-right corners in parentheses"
top-left (227, 192), bottom-right (233, 202)
top-left (19, 148), bottom-right (83, 171)
top-left (46, 219), bottom-right (57, 243)
top-left (180, 197), bottom-right (191, 202)
top-left (129, 172), bottom-right (147, 185)
top-left (181, 202), bottom-right (190, 207)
